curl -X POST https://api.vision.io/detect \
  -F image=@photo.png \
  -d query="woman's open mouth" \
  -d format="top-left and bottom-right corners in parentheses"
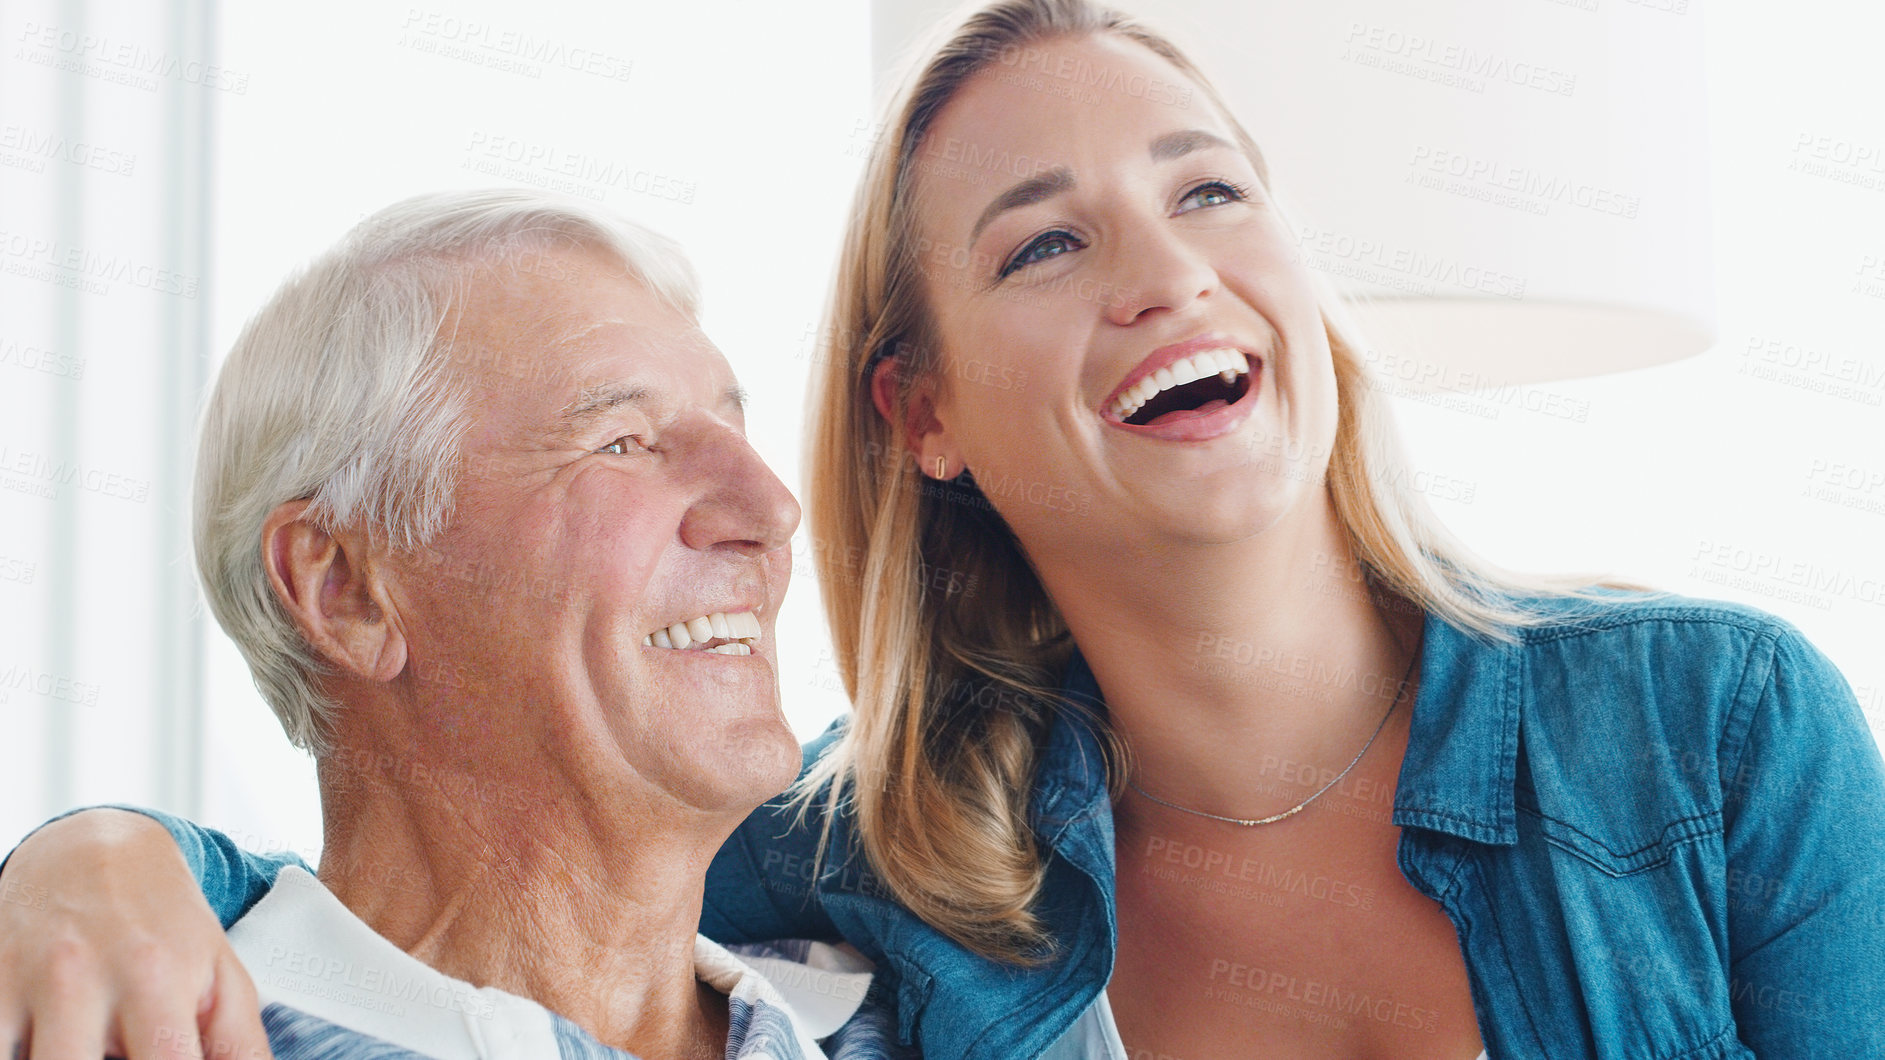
top-left (1103, 341), bottom-right (1260, 438)
top-left (1111, 348), bottom-right (1252, 426)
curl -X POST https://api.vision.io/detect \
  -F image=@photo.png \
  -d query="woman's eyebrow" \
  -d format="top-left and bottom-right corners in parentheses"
top-left (1149, 128), bottom-right (1233, 161)
top-left (965, 130), bottom-right (1235, 246)
top-left (970, 166), bottom-right (1075, 245)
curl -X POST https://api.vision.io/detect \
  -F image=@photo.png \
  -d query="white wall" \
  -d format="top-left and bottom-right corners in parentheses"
top-left (0, 0), bottom-right (215, 853)
top-left (1394, 0), bottom-right (1885, 735)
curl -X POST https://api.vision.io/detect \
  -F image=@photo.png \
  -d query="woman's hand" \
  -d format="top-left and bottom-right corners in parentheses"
top-left (0, 810), bottom-right (273, 1059)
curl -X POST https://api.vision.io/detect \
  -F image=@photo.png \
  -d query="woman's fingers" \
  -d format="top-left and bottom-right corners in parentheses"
top-left (0, 810), bottom-right (261, 1060)
top-left (22, 980), bottom-right (110, 1060)
top-left (0, 959), bottom-right (23, 1058)
top-left (0, 959), bottom-right (274, 1060)
top-left (115, 975), bottom-right (215, 1060)
top-left (10, 939), bottom-right (270, 1060)
top-left (16, 923), bottom-right (116, 1060)
top-left (0, 987), bottom-right (22, 1060)
top-left (193, 953), bottom-right (273, 1060)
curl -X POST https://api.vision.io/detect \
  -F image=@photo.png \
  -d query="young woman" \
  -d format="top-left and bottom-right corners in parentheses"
top-left (4, 2), bottom-right (1881, 1058)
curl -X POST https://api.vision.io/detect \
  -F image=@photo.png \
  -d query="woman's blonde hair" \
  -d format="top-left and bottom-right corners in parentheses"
top-left (801, 0), bottom-right (1590, 963)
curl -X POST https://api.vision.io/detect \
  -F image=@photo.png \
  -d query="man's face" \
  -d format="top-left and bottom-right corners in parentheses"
top-left (382, 244), bottom-right (803, 818)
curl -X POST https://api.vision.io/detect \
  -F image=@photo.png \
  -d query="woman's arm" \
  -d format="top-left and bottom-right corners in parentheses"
top-left (0, 731), bottom-right (854, 1057)
top-left (0, 809), bottom-right (276, 1059)
top-left (1721, 627), bottom-right (1885, 1057)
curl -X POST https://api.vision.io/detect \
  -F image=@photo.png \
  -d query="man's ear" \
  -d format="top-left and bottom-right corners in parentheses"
top-left (260, 500), bottom-right (407, 683)
top-left (870, 356), bottom-right (967, 479)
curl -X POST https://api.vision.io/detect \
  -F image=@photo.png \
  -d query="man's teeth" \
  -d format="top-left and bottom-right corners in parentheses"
top-left (1110, 348), bottom-right (1248, 421)
top-left (642, 610), bottom-right (762, 652)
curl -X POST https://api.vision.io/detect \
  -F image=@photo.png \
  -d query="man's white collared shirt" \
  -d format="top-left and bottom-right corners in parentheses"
top-left (230, 866), bottom-right (906, 1060)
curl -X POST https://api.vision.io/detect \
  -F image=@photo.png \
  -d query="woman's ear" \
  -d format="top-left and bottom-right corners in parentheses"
top-left (871, 356), bottom-right (967, 479)
top-left (260, 500), bottom-right (408, 683)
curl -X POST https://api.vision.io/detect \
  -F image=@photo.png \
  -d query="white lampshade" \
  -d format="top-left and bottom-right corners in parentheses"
top-left (870, 0), bottom-right (1715, 390)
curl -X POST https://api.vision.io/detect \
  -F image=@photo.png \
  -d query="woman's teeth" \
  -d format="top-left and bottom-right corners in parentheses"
top-left (1110, 348), bottom-right (1248, 421)
top-left (643, 610), bottom-right (762, 654)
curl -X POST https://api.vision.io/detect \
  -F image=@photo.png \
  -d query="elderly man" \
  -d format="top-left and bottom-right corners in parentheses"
top-left (0, 190), bottom-right (896, 1060)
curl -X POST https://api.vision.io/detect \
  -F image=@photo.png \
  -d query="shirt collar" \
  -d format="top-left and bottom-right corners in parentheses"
top-left (702, 937), bottom-right (875, 1048)
top-left (1391, 609), bottom-right (1521, 846)
top-left (234, 866), bottom-right (862, 1060)
top-left (1031, 652), bottom-right (1113, 836)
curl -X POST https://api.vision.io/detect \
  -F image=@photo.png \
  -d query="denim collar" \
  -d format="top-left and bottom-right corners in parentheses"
top-left (1392, 609), bottom-right (1522, 845)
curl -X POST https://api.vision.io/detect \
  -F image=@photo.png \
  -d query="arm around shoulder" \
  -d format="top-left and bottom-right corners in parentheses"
top-left (3, 804), bottom-right (309, 929)
top-left (0, 807), bottom-right (276, 1060)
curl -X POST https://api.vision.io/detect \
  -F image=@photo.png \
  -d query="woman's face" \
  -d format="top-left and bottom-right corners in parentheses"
top-left (908, 33), bottom-right (1339, 562)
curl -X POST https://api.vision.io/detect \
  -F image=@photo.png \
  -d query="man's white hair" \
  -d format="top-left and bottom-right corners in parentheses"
top-left (195, 188), bottom-right (700, 752)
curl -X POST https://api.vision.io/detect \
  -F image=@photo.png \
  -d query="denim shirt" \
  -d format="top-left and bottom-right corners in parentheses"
top-left (703, 594), bottom-right (1885, 1059)
top-left (89, 594), bottom-right (1885, 1059)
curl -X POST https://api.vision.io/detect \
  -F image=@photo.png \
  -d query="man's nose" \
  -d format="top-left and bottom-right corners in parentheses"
top-left (678, 424), bottom-right (801, 556)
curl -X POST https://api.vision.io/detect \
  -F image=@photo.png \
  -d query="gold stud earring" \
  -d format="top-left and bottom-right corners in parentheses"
top-left (934, 456), bottom-right (947, 479)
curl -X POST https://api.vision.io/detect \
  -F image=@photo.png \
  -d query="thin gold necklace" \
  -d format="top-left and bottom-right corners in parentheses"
top-left (1127, 648), bottom-right (1418, 827)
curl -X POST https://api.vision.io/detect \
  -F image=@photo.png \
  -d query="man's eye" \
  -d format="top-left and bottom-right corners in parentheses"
top-left (597, 435), bottom-right (646, 455)
top-left (1000, 230), bottom-right (1086, 278)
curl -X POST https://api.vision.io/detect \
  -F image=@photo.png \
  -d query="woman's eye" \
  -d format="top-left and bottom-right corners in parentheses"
top-left (597, 435), bottom-right (646, 455)
top-left (1000, 230), bottom-right (1086, 278)
top-left (1178, 180), bottom-right (1250, 212)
